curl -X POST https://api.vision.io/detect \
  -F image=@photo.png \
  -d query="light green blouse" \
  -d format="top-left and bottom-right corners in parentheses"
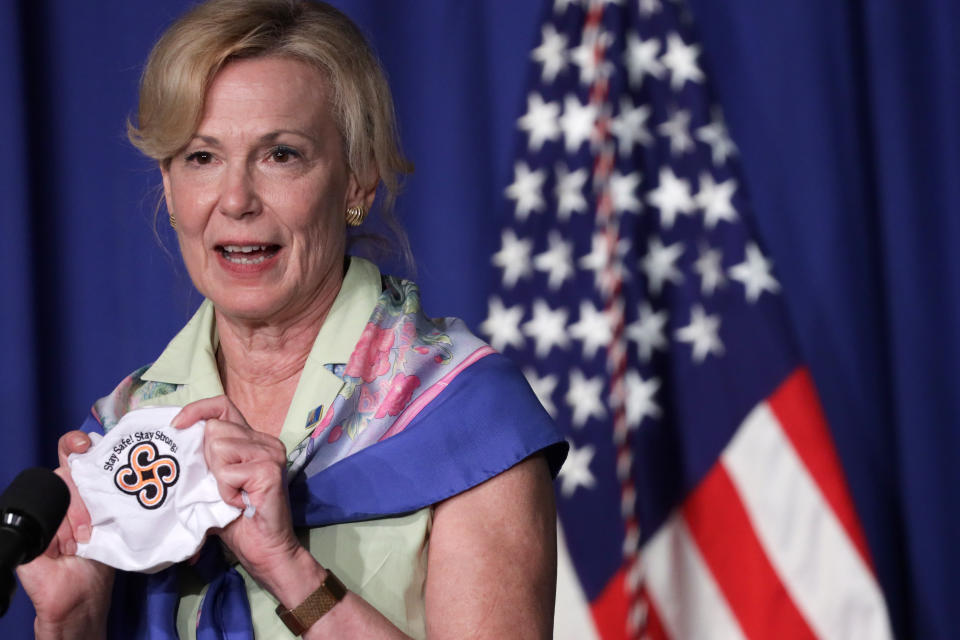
top-left (138, 258), bottom-right (429, 639)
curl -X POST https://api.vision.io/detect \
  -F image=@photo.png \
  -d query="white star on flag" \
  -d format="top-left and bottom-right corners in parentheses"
top-left (696, 173), bottom-right (738, 229)
top-left (646, 166), bottom-right (695, 228)
top-left (609, 171), bottom-right (643, 214)
top-left (638, 0), bottom-right (662, 16)
top-left (696, 106), bottom-right (737, 166)
top-left (565, 369), bottom-right (607, 428)
top-left (610, 97), bottom-right (653, 157)
top-left (491, 228), bottom-right (533, 288)
top-left (626, 302), bottom-right (669, 361)
top-left (579, 232), bottom-right (630, 296)
top-left (522, 299), bottom-right (571, 358)
top-left (675, 304), bottom-right (724, 362)
top-left (729, 243), bottom-right (781, 302)
top-left (625, 370), bottom-right (662, 428)
top-left (553, 0), bottom-right (581, 15)
top-left (661, 32), bottom-right (704, 90)
top-left (623, 33), bottom-right (664, 89)
top-left (530, 23), bottom-right (568, 83)
top-left (558, 438), bottom-right (597, 497)
top-left (505, 161), bottom-right (547, 221)
top-left (518, 93), bottom-right (561, 152)
top-left (641, 236), bottom-right (685, 296)
top-left (523, 367), bottom-right (559, 418)
top-left (693, 244), bottom-right (726, 295)
top-left (570, 27), bottom-right (614, 86)
top-left (534, 231), bottom-right (576, 290)
top-left (568, 300), bottom-right (613, 359)
top-left (658, 109), bottom-right (694, 156)
top-left (480, 297), bottom-right (525, 352)
top-left (559, 94), bottom-right (598, 153)
top-left (555, 163), bottom-right (589, 220)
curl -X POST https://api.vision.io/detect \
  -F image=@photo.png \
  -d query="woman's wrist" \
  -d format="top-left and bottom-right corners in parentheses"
top-left (32, 569), bottom-right (113, 640)
top-left (258, 544), bottom-right (329, 610)
top-left (35, 607), bottom-right (108, 640)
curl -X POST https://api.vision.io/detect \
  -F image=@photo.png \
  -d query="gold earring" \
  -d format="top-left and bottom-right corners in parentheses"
top-left (169, 213), bottom-right (177, 229)
top-left (345, 205), bottom-right (366, 227)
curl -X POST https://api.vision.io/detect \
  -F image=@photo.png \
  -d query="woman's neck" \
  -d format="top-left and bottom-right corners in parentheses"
top-left (213, 282), bottom-right (340, 436)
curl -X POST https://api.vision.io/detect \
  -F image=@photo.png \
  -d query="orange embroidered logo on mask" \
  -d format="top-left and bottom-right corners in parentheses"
top-left (114, 441), bottom-right (180, 509)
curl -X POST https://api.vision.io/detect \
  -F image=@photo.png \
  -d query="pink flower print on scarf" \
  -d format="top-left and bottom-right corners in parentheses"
top-left (345, 322), bottom-right (395, 383)
top-left (357, 385), bottom-right (381, 414)
top-left (326, 424), bottom-right (343, 443)
top-left (375, 373), bottom-right (421, 419)
top-left (395, 318), bottom-right (430, 363)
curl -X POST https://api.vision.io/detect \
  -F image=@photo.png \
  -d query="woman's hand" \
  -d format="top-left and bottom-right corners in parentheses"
top-left (174, 397), bottom-right (412, 639)
top-left (172, 397), bottom-right (312, 597)
top-left (16, 431), bottom-right (114, 640)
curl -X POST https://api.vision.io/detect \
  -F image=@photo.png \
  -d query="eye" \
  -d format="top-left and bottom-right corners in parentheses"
top-left (185, 151), bottom-right (214, 165)
top-left (270, 145), bottom-right (300, 163)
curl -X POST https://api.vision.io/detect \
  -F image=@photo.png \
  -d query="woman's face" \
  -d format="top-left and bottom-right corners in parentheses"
top-left (161, 56), bottom-right (368, 324)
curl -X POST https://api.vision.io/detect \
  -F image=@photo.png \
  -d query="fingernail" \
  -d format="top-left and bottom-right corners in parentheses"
top-left (71, 434), bottom-right (88, 448)
top-left (65, 539), bottom-right (77, 556)
top-left (170, 413), bottom-right (184, 428)
top-left (76, 525), bottom-right (91, 543)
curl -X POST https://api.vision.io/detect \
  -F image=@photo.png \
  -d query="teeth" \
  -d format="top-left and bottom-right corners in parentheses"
top-left (223, 253), bottom-right (269, 265)
top-left (222, 245), bottom-right (268, 253)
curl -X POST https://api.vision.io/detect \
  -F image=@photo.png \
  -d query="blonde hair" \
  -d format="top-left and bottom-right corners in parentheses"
top-left (129, 0), bottom-right (413, 257)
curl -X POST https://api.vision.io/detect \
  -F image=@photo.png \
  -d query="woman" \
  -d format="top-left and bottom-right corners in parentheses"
top-left (16, 1), bottom-right (566, 638)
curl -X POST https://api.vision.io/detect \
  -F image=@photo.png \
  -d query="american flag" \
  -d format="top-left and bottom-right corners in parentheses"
top-left (481, 0), bottom-right (894, 638)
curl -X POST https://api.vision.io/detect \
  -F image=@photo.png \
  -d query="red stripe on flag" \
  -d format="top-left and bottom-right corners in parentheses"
top-left (768, 367), bottom-right (874, 571)
top-left (683, 463), bottom-right (817, 640)
top-left (640, 588), bottom-right (669, 640)
top-left (590, 565), bottom-right (629, 640)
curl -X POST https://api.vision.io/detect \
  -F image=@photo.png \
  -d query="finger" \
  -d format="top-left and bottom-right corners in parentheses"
top-left (204, 430), bottom-right (286, 471)
top-left (51, 517), bottom-right (76, 558)
top-left (43, 526), bottom-right (64, 559)
top-left (171, 395), bottom-right (248, 429)
top-left (214, 477), bottom-right (244, 510)
top-left (56, 433), bottom-right (93, 544)
top-left (202, 418), bottom-right (260, 441)
top-left (54, 466), bottom-right (91, 544)
top-left (57, 430), bottom-right (92, 463)
top-left (201, 432), bottom-right (285, 508)
top-left (215, 460), bottom-right (287, 509)
top-left (44, 487), bottom-right (86, 559)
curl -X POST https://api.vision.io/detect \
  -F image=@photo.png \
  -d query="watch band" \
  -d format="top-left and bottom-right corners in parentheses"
top-left (275, 569), bottom-right (348, 636)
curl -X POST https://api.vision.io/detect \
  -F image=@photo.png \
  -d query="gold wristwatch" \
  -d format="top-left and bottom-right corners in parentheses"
top-left (275, 569), bottom-right (348, 636)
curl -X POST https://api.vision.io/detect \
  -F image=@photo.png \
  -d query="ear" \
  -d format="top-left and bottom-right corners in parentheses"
top-left (346, 165), bottom-right (379, 213)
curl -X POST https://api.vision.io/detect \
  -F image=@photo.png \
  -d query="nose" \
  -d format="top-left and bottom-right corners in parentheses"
top-left (217, 163), bottom-right (261, 219)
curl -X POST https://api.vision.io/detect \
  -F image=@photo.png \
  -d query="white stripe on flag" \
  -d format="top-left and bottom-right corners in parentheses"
top-left (554, 522), bottom-right (601, 640)
top-left (721, 404), bottom-right (894, 640)
top-left (644, 514), bottom-right (747, 640)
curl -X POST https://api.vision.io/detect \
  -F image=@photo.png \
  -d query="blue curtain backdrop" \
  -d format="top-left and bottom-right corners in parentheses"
top-left (1, 1), bottom-right (956, 637)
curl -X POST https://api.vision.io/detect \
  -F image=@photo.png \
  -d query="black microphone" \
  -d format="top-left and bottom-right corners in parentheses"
top-left (0, 468), bottom-right (70, 616)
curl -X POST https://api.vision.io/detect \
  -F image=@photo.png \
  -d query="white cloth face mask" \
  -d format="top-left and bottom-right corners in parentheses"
top-left (69, 406), bottom-right (241, 573)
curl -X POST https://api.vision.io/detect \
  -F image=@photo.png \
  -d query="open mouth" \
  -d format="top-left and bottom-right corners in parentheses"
top-left (218, 244), bottom-right (280, 265)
